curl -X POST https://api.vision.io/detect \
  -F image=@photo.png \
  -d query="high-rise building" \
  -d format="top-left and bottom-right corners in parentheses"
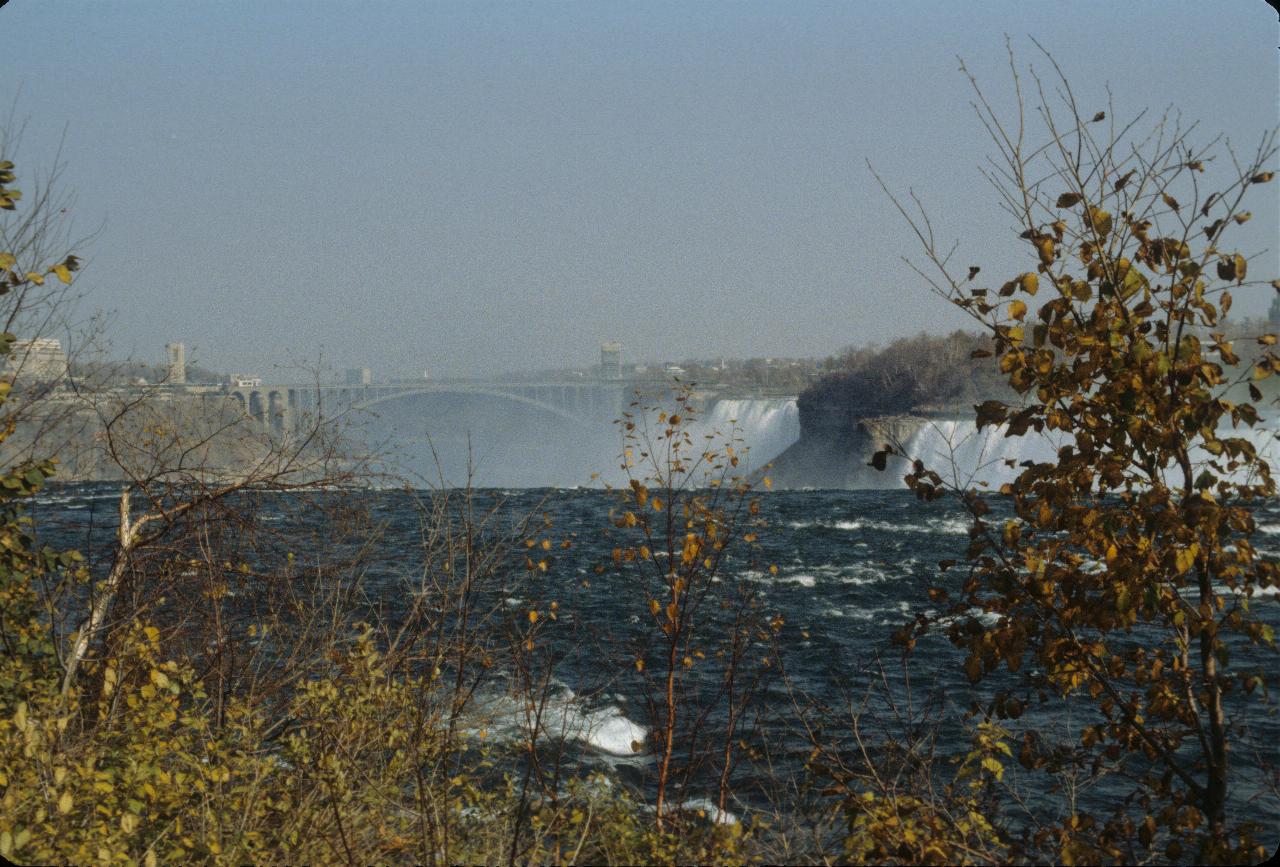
top-left (345, 367), bottom-right (372, 386)
top-left (165, 342), bottom-right (186, 385)
top-left (1270, 293), bottom-right (1280, 326)
top-left (600, 341), bottom-right (622, 379)
top-left (3, 338), bottom-right (68, 385)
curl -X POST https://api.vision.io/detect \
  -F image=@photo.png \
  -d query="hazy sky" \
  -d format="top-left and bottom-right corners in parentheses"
top-left (1, 1), bottom-right (1276, 378)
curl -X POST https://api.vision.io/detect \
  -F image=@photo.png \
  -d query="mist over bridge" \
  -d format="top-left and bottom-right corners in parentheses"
top-left (220, 338), bottom-right (804, 485)
top-left (225, 371), bottom-right (800, 486)
top-left (226, 376), bottom-right (636, 437)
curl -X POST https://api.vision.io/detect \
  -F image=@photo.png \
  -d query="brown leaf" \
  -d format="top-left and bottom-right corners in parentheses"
top-left (1056, 192), bottom-right (1083, 208)
top-left (1161, 193), bottom-right (1180, 212)
top-left (1091, 111), bottom-right (1106, 122)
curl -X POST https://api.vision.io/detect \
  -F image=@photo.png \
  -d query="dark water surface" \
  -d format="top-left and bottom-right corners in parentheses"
top-left (30, 484), bottom-right (1280, 834)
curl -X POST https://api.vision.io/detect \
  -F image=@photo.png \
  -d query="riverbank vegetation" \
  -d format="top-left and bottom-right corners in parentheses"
top-left (801, 330), bottom-right (1014, 416)
top-left (2, 45), bottom-right (1279, 865)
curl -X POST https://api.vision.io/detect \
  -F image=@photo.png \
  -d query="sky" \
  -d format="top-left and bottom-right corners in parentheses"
top-left (0, 0), bottom-right (1276, 379)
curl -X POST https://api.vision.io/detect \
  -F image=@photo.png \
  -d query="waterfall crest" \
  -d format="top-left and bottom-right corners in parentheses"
top-left (694, 398), bottom-right (800, 470)
top-left (900, 417), bottom-right (1279, 489)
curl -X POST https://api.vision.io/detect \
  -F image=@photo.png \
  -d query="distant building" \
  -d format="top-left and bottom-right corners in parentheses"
top-left (3, 338), bottom-right (68, 386)
top-left (1270, 294), bottom-right (1280, 326)
top-left (165, 342), bottom-right (186, 385)
top-left (345, 367), bottom-right (372, 386)
top-left (229, 374), bottom-right (262, 388)
top-left (600, 341), bottom-right (622, 379)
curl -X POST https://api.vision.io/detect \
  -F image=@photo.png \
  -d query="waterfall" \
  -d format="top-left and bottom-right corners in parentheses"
top-left (694, 398), bottom-right (800, 470)
top-left (900, 417), bottom-right (1280, 490)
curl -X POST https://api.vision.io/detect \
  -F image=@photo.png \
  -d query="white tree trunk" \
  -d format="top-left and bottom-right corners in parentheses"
top-left (61, 487), bottom-right (135, 695)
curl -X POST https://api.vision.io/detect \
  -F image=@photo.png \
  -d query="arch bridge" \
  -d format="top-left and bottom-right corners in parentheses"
top-left (226, 378), bottom-right (642, 436)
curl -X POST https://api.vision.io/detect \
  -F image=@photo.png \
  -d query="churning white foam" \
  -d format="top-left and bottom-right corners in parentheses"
top-left (530, 687), bottom-right (648, 757)
top-left (675, 797), bottom-right (740, 826)
top-left (787, 517), bottom-right (969, 535)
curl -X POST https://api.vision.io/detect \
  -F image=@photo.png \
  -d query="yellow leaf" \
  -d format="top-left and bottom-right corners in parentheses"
top-left (0, 252), bottom-right (15, 269)
top-left (1020, 272), bottom-right (1039, 295)
top-left (58, 791), bottom-right (73, 814)
top-left (51, 263), bottom-right (72, 284)
top-left (528, 610), bottom-right (538, 624)
top-left (1036, 234), bottom-right (1058, 264)
top-left (1009, 300), bottom-right (1027, 321)
top-left (1085, 207), bottom-right (1113, 237)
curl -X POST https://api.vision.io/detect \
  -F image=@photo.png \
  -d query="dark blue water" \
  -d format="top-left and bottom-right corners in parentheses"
top-left (28, 483), bottom-right (1280, 834)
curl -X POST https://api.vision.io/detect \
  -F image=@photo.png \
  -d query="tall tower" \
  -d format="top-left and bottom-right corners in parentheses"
top-left (1270, 293), bottom-right (1280, 327)
top-left (600, 341), bottom-right (622, 379)
top-left (165, 342), bottom-right (186, 385)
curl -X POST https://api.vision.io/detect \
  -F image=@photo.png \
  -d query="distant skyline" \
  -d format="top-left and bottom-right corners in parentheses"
top-left (1, 1), bottom-right (1276, 378)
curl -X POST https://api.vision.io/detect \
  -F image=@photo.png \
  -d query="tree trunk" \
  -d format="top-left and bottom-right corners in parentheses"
top-left (61, 487), bottom-right (134, 696)
top-left (1197, 565), bottom-right (1228, 844)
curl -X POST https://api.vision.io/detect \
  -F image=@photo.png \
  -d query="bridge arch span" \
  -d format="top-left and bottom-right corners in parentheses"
top-left (348, 386), bottom-right (587, 426)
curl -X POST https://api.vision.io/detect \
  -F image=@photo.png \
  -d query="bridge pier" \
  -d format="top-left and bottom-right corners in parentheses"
top-left (248, 390), bottom-right (265, 427)
top-left (268, 390), bottom-right (288, 436)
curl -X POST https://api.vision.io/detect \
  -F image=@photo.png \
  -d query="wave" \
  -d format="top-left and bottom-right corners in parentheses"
top-left (787, 517), bottom-right (969, 535)
top-left (674, 797), bottom-right (739, 826)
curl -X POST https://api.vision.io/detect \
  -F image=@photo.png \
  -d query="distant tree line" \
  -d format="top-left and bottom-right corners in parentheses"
top-left (801, 330), bottom-right (1013, 415)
